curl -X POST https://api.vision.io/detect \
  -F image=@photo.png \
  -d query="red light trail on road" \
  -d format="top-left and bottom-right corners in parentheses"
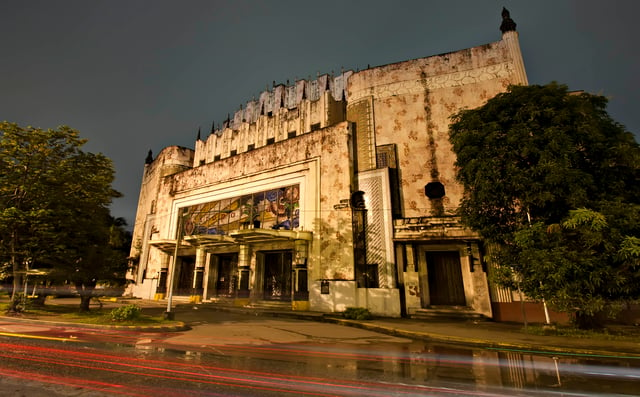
top-left (0, 341), bottom-right (499, 396)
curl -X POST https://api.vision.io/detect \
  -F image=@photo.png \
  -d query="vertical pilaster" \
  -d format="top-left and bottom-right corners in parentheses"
top-left (503, 31), bottom-right (529, 85)
top-left (500, 8), bottom-right (528, 86)
top-left (293, 239), bottom-right (310, 310)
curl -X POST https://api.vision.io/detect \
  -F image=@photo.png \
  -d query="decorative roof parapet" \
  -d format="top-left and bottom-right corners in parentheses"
top-left (212, 71), bottom-right (353, 135)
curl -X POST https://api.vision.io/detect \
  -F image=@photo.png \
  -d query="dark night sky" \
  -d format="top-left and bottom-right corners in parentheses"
top-left (2, 0), bottom-right (638, 230)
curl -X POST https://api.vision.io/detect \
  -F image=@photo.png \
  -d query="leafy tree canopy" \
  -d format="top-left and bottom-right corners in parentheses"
top-left (0, 122), bottom-right (124, 311)
top-left (449, 83), bottom-right (640, 327)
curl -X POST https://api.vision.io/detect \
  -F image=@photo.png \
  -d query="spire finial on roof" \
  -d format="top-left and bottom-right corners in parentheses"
top-left (145, 149), bottom-right (153, 164)
top-left (500, 7), bottom-right (517, 33)
top-left (196, 127), bottom-right (201, 141)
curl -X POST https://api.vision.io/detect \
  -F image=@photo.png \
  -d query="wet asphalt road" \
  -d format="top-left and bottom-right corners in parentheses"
top-left (2, 310), bottom-right (640, 396)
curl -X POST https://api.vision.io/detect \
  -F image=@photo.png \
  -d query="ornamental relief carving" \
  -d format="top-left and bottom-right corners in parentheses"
top-left (349, 62), bottom-right (513, 102)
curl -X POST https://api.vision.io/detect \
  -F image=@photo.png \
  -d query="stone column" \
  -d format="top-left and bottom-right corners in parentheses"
top-left (236, 244), bottom-right (251, 305)
top-left (190, 247), bottom-right (206, 303)
top-left (403, 245), bottom-right (421, 315)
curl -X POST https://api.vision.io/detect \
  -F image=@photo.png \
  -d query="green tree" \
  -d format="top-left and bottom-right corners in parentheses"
top-left (0, 122), bottom-right (122, 312)
top-left (449, 83), bottom-right (640, 328)
top-left (47, 213), bottom-right (131, 311)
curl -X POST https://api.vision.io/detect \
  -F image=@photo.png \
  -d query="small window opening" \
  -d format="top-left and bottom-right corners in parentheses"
top-left (425, 182), bottom-right (445, 199)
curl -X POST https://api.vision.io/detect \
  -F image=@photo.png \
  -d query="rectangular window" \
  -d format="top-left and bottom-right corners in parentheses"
top-left (311, 123), bottom-right (321, 132)
top-left (288, 131), bottom-right (297, 139)
top-left (376, 144), bottom-right (397, 168)
top-left (266, 137), bottom-right (275, 145)
top-left (376, 152), bottom-right (388, 168)
top-left (376, 143), bottom-right (401, 218)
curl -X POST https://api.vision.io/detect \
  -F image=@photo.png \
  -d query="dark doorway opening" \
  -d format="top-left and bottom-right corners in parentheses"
top-left (426, 251), bottom-right (466, 305)
top-left (176, 256), bottom-right (195, 296)
top-left (215, 254), bottom-right (237, 297)
top-left (263, 251), bottom-right (292, 301)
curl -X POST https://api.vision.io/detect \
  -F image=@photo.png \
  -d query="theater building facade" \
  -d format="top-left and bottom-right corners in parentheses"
top-left (126, 11), bottom-right (538, 320)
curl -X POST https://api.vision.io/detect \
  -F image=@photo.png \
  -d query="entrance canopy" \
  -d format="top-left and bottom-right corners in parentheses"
top-left (230, 229), bottom-right (312, 244)
top-left (147, 239), bottom-right (193, 253)
top-left (149, 229), bottom-right (312, 252)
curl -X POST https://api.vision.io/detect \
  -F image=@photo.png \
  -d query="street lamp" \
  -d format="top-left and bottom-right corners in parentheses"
top-left (165, 208), bottom-right (187, 320)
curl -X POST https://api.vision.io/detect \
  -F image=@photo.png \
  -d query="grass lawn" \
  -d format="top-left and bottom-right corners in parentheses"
top-left (0, 295), bottom-right (177, 327)
top-left (524, 323), bottom-right (640, 342)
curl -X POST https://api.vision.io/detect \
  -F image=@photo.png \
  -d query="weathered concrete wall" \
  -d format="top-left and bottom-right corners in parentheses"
top-left (138, 123), bottom-right (355, 305)
top-left (347, 37), bottom-right (527, 219)
top-left (128, 146), bottom-right (193, 257)
top-left (126, 146), bottom-right (193, 296)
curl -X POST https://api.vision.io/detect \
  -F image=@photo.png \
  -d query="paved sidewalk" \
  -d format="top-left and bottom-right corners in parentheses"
top-left (4, 297), bottom-right (640, 358)
top-left (131, 299), bottom-right (640, 358)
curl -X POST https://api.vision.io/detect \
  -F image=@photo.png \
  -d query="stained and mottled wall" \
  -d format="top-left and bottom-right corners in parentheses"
top-left (137, 122), bottom-right (355, 298)
top-left (347, 35), bottom-right (527, 219)
top-left (129, 146), bottom-right (193, 257)
top-left (126, 145), bottom-right (193, 295)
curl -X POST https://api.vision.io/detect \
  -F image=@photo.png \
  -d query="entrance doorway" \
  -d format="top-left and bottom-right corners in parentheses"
top-left (175, 256), bottom-right (195, 296)
top-left (214, 254), bottom-right (237, 297)
top-left (426, 251), bottom-right (466, 305)
top-left (263, 251), bottom-right (292, 301)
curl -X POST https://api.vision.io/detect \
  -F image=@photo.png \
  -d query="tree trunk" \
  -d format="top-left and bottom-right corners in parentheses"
top-left (8, 275), bottom-right (23, 313)
top-left (8, 230), bottom-right (23, 313)
top-left (76, 281), bottom-right (96, 312)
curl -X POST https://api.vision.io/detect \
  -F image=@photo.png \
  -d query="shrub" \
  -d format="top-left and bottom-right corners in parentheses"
top-left (343, 307), bottom-right (373, 320)
top-left (110, 304), bottom-right (141, 322)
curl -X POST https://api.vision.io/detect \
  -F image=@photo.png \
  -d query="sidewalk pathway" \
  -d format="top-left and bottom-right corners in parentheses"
top-left (130, 299), bottom-right (640, 358)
